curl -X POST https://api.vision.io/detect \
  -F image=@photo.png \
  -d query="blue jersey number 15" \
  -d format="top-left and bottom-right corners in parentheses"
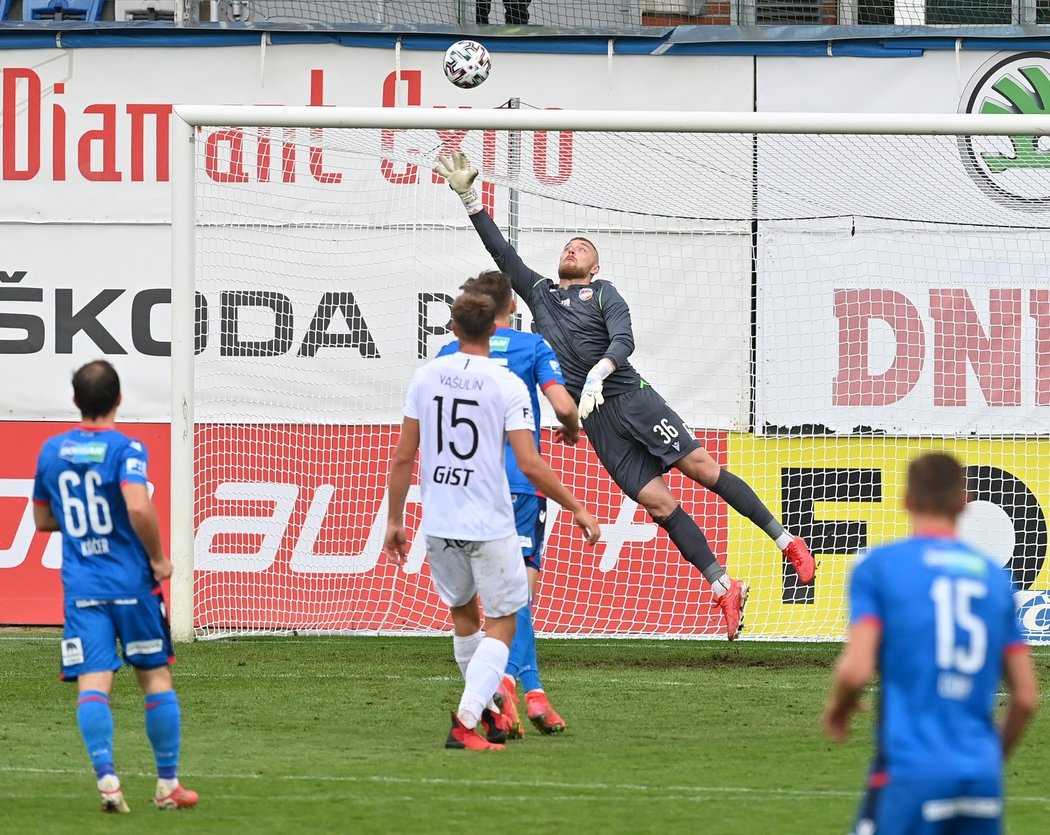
top-left (930, 576), bottom-right (988, 675)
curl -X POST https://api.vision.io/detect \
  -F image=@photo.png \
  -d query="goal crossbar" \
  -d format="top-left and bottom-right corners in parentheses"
top-left (173, 105), bottom-right (1050, 135)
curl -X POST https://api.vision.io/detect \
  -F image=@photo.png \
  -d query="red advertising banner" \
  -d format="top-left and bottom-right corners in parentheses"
top-left (3, 420), bottom-right (726, 635)
top-left (192, 425), bottom-right (729, 636)
top-left (0, 421), bottom-right (171, 625)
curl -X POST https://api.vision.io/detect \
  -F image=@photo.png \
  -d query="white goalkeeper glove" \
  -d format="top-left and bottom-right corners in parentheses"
top-left (579, 358), bottom-right (615, 421)
top-left (433, 151), bottom-right (482, 215)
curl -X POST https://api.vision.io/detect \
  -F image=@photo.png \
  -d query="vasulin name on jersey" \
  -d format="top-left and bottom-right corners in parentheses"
top-left (439, 373), bottom-right (485, 391)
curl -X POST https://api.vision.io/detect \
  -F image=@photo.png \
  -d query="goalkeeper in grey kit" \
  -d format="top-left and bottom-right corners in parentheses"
top-left (435, 151), bottom-right (816, 640)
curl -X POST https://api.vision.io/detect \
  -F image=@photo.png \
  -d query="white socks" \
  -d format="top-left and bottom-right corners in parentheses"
top-left (457, 637), bottom-right (510, 725)
top-left (711, 575), bottom-right (733, 599)
top-left (775, 532), bottom-right (794, 550)
top-left (453, 630), bottom-right (484, 678)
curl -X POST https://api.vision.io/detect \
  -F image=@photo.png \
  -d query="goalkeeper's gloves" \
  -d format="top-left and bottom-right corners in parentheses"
top-left (433, 151), bottom-right (482, 215)
top-left (579, 358), bottom-right (616, 421)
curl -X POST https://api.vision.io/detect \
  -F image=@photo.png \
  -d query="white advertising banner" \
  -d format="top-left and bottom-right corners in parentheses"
top-left (2, 221), bottom-right (751, 427)
top-left (0, 47), bottom-right (754, 224)
top-left (195, 222), bottom-right (752, 427)
top-left (754, 49), bottom-right (1050, 435)
top-left (1, 45), bottom-right (755, 424)
top-left (755, 219), bottom-right (1050, 435)
top-left (0, 224), bottom-right (172, 421)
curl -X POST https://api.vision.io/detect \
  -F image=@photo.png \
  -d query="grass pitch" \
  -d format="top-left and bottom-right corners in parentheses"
top-left (1, 634), bottom-right (1047, 834)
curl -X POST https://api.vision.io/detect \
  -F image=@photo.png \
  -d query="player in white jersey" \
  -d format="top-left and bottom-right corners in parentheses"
top-left (384, 292), bottom-right (601, 751)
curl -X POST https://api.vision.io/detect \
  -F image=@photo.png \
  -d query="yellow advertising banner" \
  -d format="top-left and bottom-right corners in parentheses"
top-left (727, 435), bottom-right (1050, 640)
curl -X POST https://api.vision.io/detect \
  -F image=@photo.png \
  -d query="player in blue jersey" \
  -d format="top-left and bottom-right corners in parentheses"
top-left (825, 452), bottom-right (1037, 835)
top-left (33, 360), bottom-right (198, 814)
top-left (438, 271), bottom-right (581, 737)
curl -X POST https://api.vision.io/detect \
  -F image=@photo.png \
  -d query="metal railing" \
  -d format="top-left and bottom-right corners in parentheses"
top-left (3, 0), bottom-right (1044, 28)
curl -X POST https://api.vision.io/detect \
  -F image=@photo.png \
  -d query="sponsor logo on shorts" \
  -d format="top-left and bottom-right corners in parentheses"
top-left (61, 636), bottom-right (85, 666)
top-left (519, 536), bottom-right (533, 549)
top-left (125, 639), bottom-right (164, 657)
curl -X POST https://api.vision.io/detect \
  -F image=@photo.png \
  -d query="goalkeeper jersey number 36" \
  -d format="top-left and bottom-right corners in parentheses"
top-left (404, 352), bottom-right (533, 541)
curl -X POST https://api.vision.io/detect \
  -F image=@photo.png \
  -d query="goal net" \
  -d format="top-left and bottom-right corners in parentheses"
top-left (171, 106), bottom-right (1050, 641)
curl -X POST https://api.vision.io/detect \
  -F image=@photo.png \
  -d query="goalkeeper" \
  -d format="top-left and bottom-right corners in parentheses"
top-left (435, 152), bottom-right (816, 639)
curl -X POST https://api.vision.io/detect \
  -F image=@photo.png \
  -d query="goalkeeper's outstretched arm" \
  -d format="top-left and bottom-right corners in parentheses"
top-left (434, 151), bottom-right (546, 300)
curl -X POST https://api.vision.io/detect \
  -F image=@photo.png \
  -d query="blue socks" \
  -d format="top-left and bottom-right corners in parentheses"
top-left (144, 690), bottom-right (181, 780)
top-left (508, 604), bottom-right (543, 694)
top-left (77, 691), bottom-right (115, 779)
top-left (77, 688), bottom-right (183, 782)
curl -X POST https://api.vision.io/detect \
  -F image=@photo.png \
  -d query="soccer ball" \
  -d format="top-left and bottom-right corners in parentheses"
top-left (443, 40), bottom-right (491, 89)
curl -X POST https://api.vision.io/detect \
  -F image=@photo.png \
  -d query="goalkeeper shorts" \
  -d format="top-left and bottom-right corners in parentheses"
top-left (584, 386), bottom-right (701, 501)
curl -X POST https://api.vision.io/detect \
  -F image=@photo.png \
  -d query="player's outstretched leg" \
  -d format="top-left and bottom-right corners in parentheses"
top-left (446, 711), bottom-right (505, 751)
top-left (652, 504), bottom-right (748, 640)
top-left (707, 469), bottom-right (815, 584)
top-left (713, 576), bottom-right (750, 641)
top-left (781, 536), bottom-right (815, 585)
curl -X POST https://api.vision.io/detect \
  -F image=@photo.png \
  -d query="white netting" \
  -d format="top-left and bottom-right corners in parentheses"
top-left (184, 114), bottom-right (1050, 639)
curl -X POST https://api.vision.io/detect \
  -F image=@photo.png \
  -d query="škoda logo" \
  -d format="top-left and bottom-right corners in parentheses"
top-left (960, 52), bottom-right (1050, 209)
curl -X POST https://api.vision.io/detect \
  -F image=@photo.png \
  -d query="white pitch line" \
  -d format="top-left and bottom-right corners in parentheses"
top-left (2, 766), bottom-right (1048, 804)
top-left (0, 667), bottom-right (803, 689)
top-left (2, 632), bottom-right (1048, 657)
top-left (0, 793), bottom-right (831, 805)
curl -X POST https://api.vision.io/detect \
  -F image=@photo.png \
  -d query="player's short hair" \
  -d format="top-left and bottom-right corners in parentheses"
top-left (906, 452), bottom-right (967, 518)
top-left (568, 236), bottom-right (600, 264)
top-left (460, 271), bottom-right (513, 316)
top-left (452, 292), bottom-right (496, 342)
top-left (72, 360), bottom-right (121, 419)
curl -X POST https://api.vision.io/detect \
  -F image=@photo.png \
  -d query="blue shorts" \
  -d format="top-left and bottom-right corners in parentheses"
top-left (60, 591), bottom-right (174, 681)
top-left (853, 773), bottom-right (1002, 835)
top-left (513, 493), bottom-right (547, 572)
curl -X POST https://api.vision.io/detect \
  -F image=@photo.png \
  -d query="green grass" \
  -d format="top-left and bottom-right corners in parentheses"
top-left (1, 634), bottom-right (1048, 834)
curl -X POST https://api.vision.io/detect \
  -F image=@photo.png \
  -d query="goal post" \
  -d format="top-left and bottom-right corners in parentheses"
top-left (170, 106), bottom-right (1050, 642)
